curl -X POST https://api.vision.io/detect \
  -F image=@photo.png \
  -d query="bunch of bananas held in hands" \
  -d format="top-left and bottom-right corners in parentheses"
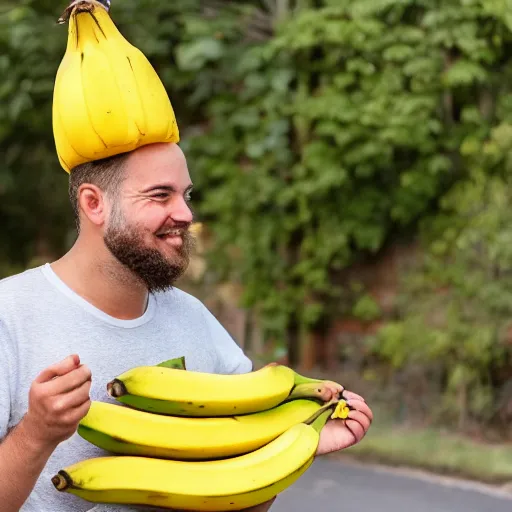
top-left (51, 356), bottom-right (349, 510)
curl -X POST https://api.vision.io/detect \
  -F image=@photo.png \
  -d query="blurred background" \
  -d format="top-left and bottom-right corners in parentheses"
top-left (1, 0), bottom-right (511, 497)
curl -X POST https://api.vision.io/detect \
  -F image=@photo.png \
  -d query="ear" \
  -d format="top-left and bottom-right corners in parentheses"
top-left (77, 184), bottom-right (107, 226)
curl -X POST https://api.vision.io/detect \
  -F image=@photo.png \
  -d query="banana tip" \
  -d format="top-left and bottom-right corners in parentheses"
top-left (52, 471), bottom-right (72, 491)
top-left (107, 379), bottom-right (127, 398)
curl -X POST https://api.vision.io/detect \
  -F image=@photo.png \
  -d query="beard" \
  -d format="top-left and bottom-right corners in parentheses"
top-left (103, 208), bottom-right (195, 294)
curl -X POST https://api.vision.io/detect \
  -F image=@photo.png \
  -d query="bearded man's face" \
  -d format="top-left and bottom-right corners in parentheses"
top-left (103, 143), bottom-right (196, 292)
top-left (104, 203), bottom-right (195, 293)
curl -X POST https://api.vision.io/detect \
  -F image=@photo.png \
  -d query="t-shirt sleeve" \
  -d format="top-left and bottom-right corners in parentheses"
top-left (201, 305), bottom-right (253, 375)
top-left (0, 320), bottom-right (13, 440)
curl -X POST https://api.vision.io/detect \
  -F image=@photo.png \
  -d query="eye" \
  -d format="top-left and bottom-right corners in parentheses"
top-left (185, 191), bottom-right (192, 202)
top-left (152, 193), bottom-right (169, 199)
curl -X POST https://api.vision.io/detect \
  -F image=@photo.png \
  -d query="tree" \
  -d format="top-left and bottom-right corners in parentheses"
top-left (180, 0), bottom-right (509, 367)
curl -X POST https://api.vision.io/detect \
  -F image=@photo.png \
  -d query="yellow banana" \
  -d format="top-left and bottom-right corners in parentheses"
top-left (53, 0), bottom-right (179, 173)
top-left (106, 363), bottom-right (343, 416)
top-left (78, 398), bottom-right (327, 460)
top-left (52, 404), bottom-right (336, 511)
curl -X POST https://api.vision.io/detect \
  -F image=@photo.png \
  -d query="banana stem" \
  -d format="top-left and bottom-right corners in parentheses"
top-left (293, 372), bottom-right (344, 391)
top-left (58, 0), bottom-right (110, 24)
top-left (287, 381), bottom-right (341, 404)
top-left (292, 372), bottom-right (325, 386)
top-left (303, 399), bottom-right (339, 433)
top-left (288, 382), bottom-right (324, 400)
top-left (310, 408), bottom-right (335, 433)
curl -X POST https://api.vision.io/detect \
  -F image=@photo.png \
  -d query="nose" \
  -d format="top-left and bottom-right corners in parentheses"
top-left (171, 196), bottom-right (194, 225)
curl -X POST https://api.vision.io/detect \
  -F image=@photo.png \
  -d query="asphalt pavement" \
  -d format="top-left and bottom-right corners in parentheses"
top-left (274, 458), bottom-right (512, 512)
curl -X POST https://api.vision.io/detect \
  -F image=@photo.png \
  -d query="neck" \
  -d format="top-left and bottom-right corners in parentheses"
top-left (51, 234), bottom-right (149, 320)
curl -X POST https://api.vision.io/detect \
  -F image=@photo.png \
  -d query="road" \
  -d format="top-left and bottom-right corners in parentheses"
top-left (273, 458), bottom-right (512, 512)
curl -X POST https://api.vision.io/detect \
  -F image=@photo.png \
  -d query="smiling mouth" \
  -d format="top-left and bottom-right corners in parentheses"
top-left (156, 229), bottom-right (183, 239)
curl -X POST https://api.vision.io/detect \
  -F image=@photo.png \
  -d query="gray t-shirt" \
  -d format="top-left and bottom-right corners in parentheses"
top-left (0, 263), bottom-right (253, 511)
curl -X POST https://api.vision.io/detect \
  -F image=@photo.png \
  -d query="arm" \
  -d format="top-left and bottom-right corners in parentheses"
top-left (0, 418), bottom-right (59, 512)
top-left (0, 354), bottom-right (92, 511)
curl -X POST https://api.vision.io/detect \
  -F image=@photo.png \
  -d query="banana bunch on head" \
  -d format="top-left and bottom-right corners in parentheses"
top-left (51, 357), bottom-right (350, 510)
top-left (52, 0), bottom-right (179, 173)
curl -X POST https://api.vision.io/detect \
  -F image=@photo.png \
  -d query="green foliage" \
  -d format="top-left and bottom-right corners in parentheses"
top-left (0, 0), bottom-right (71, 262)
top-left (178, 0), bottom-right (512, 351)
top-left (352, 295), bottom-right (382, 322)
top-left (371, 130), bottom-right (512, 428)
top-left (1, 0), bottom-right (512, 429)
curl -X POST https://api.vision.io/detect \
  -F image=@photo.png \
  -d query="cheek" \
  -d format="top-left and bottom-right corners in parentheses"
top-left (135, 204), bottom-right (169, 233)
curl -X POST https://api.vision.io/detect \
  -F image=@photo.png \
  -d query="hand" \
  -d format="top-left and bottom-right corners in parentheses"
top-left (315, 390), bottom-right (373, 455)
top-left (22, 354), bottom-right (92, 449)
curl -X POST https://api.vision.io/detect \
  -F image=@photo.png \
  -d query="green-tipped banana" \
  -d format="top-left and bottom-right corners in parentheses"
top-left (52, 401), bottom-right (337, 511)
top-left (107, 363), bottom-right (343, 417)
top-left (78, 398), bottom-right (327, 460)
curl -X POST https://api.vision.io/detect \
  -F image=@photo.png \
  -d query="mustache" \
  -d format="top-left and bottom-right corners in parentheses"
top-left (155, 222), bottom-right (192, 237)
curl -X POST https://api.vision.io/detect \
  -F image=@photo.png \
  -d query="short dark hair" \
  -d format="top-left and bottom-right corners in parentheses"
top-left (68, 152), bottom-right (130, 229)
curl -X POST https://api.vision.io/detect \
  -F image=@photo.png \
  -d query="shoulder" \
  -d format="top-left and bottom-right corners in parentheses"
top-left (0, 265), bottom-right (47, 308)
top-left (0, 267), bottom-right (46, 346)
top-left (0, 265), bottom-right (44, 288)
top-left (0, 265), bottom-right (55, 340)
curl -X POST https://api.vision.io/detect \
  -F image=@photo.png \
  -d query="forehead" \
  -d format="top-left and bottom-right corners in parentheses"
top-left (123, 143), bottom-right (191, 190)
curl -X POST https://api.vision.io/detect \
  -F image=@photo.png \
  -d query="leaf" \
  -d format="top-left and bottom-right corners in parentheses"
top-left (442, 60), bottom-right (488, 87)
top-left (176, 38), bottom-right (225, 71)
top-left (271, 69), bottom-right (294, 92)
top-left (352, 295), bottom-right (382, 322)
top-left (383, 44), bottom-right (415, 62)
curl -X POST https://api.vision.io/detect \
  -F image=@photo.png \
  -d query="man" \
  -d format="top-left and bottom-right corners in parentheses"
top-left (0, 141), bottom-right (373, 511)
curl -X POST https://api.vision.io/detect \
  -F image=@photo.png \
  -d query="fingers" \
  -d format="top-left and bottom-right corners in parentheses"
top-left (52, 379), bottom-right (92, 413)
top-left (46, 364), bottom-right (92, 395)
top-left (61, 398), bottom-right (92, 427)
top-left (26, 355), bottom-right (93, 447)
top-left (35, 354), bottom-right (80, 383)
top-left (346, 408), bottom-right (372, 433)
top-left (347, 398), bottom-right (373, 423)
top-left (344, 418), bottom-right (366, 443)
top-left (342, 390), bottom-right (365, 402)
top-left (343, 397), bottom-right (373, 444)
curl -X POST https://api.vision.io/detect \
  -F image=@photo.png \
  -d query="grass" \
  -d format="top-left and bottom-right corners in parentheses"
top-left (339, 418), bottom-right (512, 485)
